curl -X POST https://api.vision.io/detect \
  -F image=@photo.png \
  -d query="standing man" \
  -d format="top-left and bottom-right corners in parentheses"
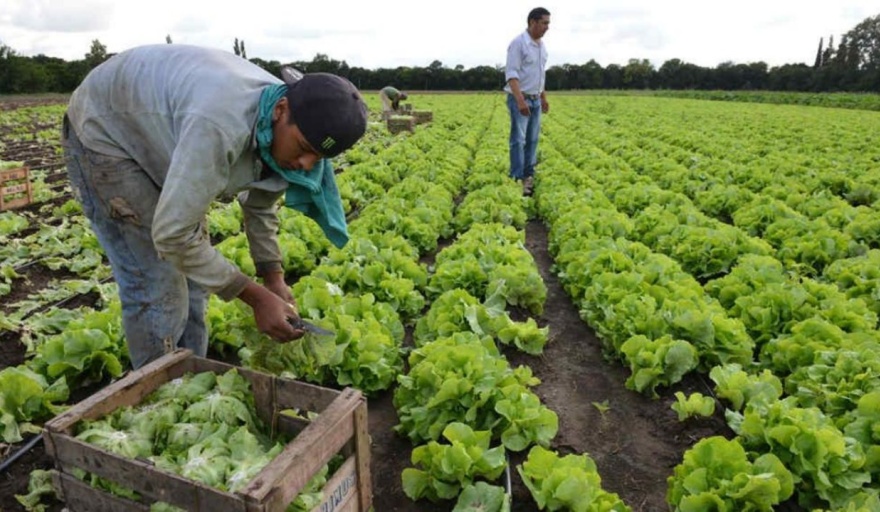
top-left (379, 85), bottom-right (409, 115)
top-left (504, 7), bottom-right (550, 196)
top-left (62, 44), bottom-right (368, 369)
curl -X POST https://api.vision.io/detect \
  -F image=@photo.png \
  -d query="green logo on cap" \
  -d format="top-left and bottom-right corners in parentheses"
top-left (321, 136), bottom-right (336, 150)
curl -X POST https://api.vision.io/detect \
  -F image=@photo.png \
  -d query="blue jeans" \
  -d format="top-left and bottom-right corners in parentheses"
top-left (507, 93), bottom-right (542, 180)
top-left (61, 116), bottom-right (208, 369)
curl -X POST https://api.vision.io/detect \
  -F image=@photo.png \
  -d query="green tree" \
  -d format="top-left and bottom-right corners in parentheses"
top-left (767, 63), bottom-right (813, 91)
top-left (658, 58), bottom-right (704, 89)
top-left (0, 43), bottom-right (20, 93)
top-left (622, 58), bottom-right (654, 89)
top-left (546, 64), bottom-right (570, 90)
top-left (574, 60), bottom-right (604, 89)
top-left (845, 14), bottom-right (880, 71)
top-left (84, 39), bottom-right (108, 70)
top-left (603, 63), bottom-right (624, 89)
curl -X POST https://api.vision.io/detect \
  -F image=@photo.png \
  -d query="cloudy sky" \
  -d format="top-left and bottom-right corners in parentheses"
top-left (1, 0), bottom-right (875, 70)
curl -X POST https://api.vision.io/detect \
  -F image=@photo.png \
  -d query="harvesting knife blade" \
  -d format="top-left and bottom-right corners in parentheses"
top-left (288, 317), bottom-right (335, 336)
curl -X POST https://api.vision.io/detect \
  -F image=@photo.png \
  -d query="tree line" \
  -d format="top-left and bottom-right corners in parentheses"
top-left (1, 14), bottom-right (879, 95)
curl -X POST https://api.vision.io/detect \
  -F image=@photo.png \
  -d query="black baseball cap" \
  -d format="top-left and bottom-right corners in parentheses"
top-left (284, 72), bottom-right (368, 158)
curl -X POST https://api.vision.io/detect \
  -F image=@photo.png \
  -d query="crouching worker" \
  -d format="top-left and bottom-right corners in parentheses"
top-left (379, 85), bottom-right (408, 114)
top-left (62, 43), bottom-right (368, 369)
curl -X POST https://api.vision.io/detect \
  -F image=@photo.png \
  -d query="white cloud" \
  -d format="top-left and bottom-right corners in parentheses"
top-left (9, 0), bottom-right (115, 32)
top-left (0, 0), bottom-right (874, 69)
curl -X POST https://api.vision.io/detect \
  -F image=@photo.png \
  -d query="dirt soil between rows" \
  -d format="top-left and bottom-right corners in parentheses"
top-left (365, 219), bottom-right (737, 512)
top-left (0, 218), bottom-right (736, 512)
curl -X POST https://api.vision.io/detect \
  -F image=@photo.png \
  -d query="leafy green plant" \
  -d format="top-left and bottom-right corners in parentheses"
top-left (453, 482), bottom-right (511, 512)
top-left (402, 422), bottom-right (506, 501)
top-left (393, 332), bottom-right (556, 450)
top-left (620, 334), bottom-right (698, 397)
top-left (518, 446), bottom-right (631, 511)
top-left (671, 392), bottom-right (716, 421)
top-left (667, 436), bottom-right (793, 511)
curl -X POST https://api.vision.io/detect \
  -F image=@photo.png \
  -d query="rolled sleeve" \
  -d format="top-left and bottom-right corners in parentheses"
top-left (151, 116), bottom-right (250, 300)
top-left (505, 39), bottom-right (522, 82)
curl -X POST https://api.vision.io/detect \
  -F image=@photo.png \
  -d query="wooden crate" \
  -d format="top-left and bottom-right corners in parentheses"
top-left (0, 166), bottom-right (32, 211)
top-left (43, 349), bottom-right (372, 512)
top-left (411, 111), bottom-right (433, 124)
top-left (386, 115), bottom-right (415, 134)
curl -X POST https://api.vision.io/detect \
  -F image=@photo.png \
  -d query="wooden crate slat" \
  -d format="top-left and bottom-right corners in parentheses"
top-left (53, 470), bottom-right (151, 512)
top-left (242, 389), bottom-right (361, 509)
top-left (273, 375), bottom-right (340, 413)
top-left (308, 456), bottom-right (359, 512)
top-left (44, 349), bottom-right (193, 436)
top-left (0, 195), bottom-right (31, 210)
top-left (51, 435), bottom-right (247, 512)
top-left (353, 401), bottom-right (372, 510)
top-left (0, 167), bottom-right (28, 182)
top-left (1, 182), bottom-right (29, 194)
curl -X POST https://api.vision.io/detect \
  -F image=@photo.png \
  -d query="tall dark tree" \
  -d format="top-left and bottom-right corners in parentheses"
top-left (0, 43), bottom-right (20, 92)
top-left (814, 37), bottom-right (824, 68)
top-left (821, 35), bottom-right (835, 67)
top-left (233, 38), bottom-right (247, 58)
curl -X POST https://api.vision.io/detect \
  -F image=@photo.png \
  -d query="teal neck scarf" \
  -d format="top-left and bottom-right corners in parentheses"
top-left (253, 83), bottom-right (350, 249)
top-left (256, 83), bottom-right (288, 173)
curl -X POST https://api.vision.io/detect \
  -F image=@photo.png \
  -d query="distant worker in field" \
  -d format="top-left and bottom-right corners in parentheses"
top-left (62, 44), bottom-right (368, 369)
top-left (504, 7), bottom-right (550, 196)
top-left (379, 85), bottom-right (409, 114)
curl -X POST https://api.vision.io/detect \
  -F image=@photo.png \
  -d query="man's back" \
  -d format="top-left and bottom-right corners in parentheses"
top-left (380, 85), bottom-right (401, 100)
top-left (67, 44), bottom-right (279, 183)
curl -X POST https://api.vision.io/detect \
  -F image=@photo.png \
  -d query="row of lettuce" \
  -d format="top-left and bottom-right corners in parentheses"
top-left (534, 95), bottom-right (880, 510)
top-left (647, 90), bottom-right (880, 112)
top-left (3, 96), bottom-right (625, 511)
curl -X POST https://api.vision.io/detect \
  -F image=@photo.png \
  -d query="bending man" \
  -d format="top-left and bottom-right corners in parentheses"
top-left (62, 44), bottom-right (368, 368)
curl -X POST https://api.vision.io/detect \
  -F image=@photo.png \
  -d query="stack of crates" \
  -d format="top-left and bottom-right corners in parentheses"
top-left (0, 164), bottom-right (32, 211)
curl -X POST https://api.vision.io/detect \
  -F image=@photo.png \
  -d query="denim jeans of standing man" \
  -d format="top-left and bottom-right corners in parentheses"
top-left (507, 93), bottom-right (542, 183)
top-left (61, 116), bottom-right (208, 369)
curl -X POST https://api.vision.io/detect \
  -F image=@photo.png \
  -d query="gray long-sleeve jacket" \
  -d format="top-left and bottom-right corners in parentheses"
top-left (67, 44), bottom-right (289, 300)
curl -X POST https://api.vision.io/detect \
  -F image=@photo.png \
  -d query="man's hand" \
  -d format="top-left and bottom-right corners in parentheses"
top-left (262, 271), bottom-right (295, 307)
top-left (517, 97), bottom-right (530, 116)
top-left (541, 98), bottom-right (549, 114)
top-left (239, 280), bottom-right (304, 342)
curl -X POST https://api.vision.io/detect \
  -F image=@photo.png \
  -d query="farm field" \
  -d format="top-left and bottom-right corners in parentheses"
top-left (1, 91), bottom-right (880, 511)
